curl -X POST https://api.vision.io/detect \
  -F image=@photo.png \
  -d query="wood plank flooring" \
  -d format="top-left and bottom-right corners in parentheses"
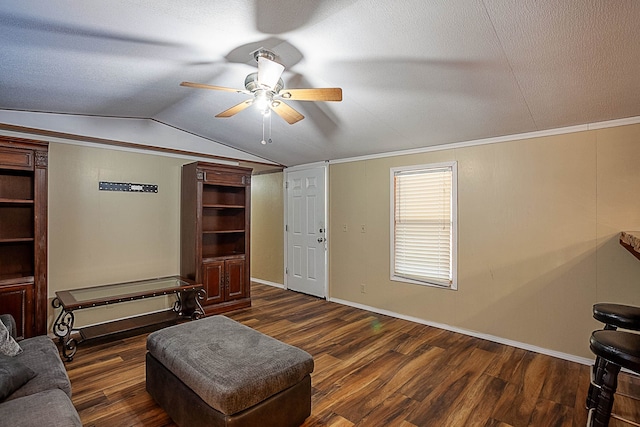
top-left (64, 283), bottom-right (640, 427)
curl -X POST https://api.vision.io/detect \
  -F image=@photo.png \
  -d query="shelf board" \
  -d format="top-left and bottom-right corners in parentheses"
top-left (202, 253), bottom-right (245, 262)
top-left (0, 237), bottom-right (34, 243)
top-left (79, 311), bottom-right (180, 341)
top-left (0, 274), bottom-right (34, 287)
top-left (0, 198), bottom-right (34, 205)
top-left (202, 204), bottom-right (245, 209)
top-left (202, 229), bottom-right (245, 234)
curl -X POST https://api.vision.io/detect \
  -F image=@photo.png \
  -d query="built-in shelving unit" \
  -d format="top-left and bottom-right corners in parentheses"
top-left (181, 162), bottom-right (252, 315)
top-left (0, 137), bottom-right (48, 338)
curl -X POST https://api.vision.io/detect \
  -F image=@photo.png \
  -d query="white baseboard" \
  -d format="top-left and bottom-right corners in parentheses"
top-left (329, 297), bottom-right (594, 366)
top-left (251, 278), bottom-right (285, 289)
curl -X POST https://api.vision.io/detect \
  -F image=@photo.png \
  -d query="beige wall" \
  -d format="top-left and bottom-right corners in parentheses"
top-left (47, 142), bottom-right (280, 329)
top-left (41, 123), bottom-right (640, 359)
top-left (596, 126), bottom-right (640, 303)
top-left (48, 142), bottom-right (187, 327)
top-left (250, 172), bottom-right (285, 284)
top-left (329, 123), bottom-right (640, 359)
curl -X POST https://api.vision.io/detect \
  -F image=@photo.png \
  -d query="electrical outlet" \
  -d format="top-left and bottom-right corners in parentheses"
top-left (360, 224), bottom-right (366, 233)
top-left (342, 224), bottom-right (348, 232)
top-left (360, 284), bottom-right (366, 293)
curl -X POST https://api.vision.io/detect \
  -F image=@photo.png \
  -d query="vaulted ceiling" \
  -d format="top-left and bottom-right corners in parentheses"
top-left (1, 1), bottom-right (639, 167)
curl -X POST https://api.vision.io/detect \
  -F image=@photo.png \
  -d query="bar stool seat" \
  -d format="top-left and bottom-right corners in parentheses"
top-left (593, 303), bottom-right (640, 331)
top-left (588, 330), bottom-right (640, 427)
top-left (590, 330), bottom-right (640, 372)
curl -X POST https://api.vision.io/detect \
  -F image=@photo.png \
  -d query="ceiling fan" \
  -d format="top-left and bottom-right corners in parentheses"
top-left (180, 49), bottom-right (342, 125)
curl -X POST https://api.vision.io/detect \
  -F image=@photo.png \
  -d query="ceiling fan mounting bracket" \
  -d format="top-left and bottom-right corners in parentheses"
top-left (252, 48), bottom-right (277, 63)
top-left (244, 72), bottom-right (283, 94)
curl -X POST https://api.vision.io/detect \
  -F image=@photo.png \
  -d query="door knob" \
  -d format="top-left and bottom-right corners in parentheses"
top-left (317, 237), bottom-right (326, 243)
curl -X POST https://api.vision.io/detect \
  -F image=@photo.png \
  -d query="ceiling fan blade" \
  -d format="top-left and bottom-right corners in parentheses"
top-left (279, 88), bottom-right (342, 102)
top-left (257, 57), bottom-right (285, 89)
top-left (181, 81), bottom-right (248, 94)
top-left (216, 100), bottom-right (254, 118)
top-left (270, 100), bottom-right (304, 124)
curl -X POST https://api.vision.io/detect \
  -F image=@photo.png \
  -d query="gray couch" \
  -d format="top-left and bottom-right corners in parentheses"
top-left (0, 314), bottom-right (81, 427)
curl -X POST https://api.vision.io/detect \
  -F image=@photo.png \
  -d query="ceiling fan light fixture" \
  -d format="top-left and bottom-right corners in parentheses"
top-left (254, 90), bottom-right (272, 114)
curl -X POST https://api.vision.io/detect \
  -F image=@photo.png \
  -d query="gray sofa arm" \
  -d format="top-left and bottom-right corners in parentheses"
top-left (0, 314), bottom-right (18, 339)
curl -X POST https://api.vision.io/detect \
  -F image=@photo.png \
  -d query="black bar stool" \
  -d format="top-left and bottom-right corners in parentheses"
top-left (587, 303), bottom-right (640, 409)
top-left (588, 330), bottom-right (640, 427)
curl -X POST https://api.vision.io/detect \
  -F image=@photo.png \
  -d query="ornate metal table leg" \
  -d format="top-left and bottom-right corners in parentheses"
top-left (51, 298), bottom-right (77, 362)
top-left (192, 289), bottom-right (206, 320)
top-left (174, 289), bottom-right (206, 319)
top-left (173, 292), bottom-right (183, 314)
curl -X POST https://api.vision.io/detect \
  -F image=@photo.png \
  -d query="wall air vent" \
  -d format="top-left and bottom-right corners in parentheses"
top-left (98, 181), bottom-right (158, 193)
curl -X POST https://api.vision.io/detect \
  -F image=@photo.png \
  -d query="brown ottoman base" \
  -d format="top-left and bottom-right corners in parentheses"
top-left (146, 353), bottom-right (311, 427)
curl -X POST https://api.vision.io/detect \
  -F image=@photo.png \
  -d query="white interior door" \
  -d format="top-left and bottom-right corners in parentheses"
top-left (286, 166), bottom-right (327, 298)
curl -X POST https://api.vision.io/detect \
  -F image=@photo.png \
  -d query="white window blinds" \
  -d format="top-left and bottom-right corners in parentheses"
top-left (392, 163), bottom-right (456, 288)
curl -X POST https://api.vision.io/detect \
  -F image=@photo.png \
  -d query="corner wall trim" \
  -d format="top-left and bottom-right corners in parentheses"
top-left (328, 115), bottom-right (640, 165)
top-left (328, 297), bottom-right (594, 366)
top-left (0, 121), bottom-right (281, 167)
top-left (251, 278), bottom-right (284, 289)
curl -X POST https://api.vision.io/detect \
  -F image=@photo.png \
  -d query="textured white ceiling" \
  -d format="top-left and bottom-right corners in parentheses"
top-left (1, 0), bottom-right (639, 166)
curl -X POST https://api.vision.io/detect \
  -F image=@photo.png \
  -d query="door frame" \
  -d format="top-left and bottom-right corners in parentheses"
top-left (283, 162), bottom-right (329, 298)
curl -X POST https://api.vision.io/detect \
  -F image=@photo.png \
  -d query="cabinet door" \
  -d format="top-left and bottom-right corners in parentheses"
top-left (202, 260), bottom-right (225, 306)
top-left (225, 258), bottom-right (246, 301)
top-left (0, 283), bottom-right (33, 339)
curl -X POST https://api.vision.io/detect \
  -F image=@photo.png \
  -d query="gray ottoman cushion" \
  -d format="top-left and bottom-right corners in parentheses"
top-left (0, 388), bottom-right (82, 427)
top-left (147, 316), bottom-right (314, 415)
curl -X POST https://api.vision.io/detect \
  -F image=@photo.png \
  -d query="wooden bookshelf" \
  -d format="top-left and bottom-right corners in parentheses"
top-left (0, 136), bottom-right (47, 339)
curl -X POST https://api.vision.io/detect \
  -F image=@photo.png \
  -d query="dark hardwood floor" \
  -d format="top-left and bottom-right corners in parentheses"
top-left (64, 282), bottom-right (640, 427)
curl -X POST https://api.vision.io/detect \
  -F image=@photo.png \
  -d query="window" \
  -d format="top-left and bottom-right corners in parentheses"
top-left (390, 162), bottom-right (457, 289)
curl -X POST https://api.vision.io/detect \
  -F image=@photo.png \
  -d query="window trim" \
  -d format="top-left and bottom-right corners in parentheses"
top-left (389, 161), bottom-right (458, 290)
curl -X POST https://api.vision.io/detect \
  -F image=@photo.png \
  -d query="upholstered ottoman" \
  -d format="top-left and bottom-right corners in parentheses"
top-left (146, 316), bottom-right (314, 427)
